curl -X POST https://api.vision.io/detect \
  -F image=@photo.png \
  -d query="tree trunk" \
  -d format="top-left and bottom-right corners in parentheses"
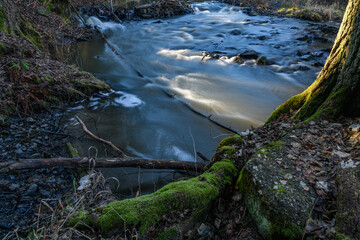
top-left (267, 0), bottom-right (360, 122)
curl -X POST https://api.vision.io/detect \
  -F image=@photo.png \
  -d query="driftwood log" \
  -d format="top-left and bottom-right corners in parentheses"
top-left (0, 116), bottom-right (206, 173)
top-left (0, 157), bottom-right (206, 173)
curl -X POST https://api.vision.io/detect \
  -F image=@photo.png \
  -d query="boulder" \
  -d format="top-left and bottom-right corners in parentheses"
top-left (237, 140), bottom-right (317, 239)
top-left (256, 56), bottom-right (270, 65)
top-left (336, 167), bottom-right (360, 239)
top-left (239, 50), bottom-right (259, 59)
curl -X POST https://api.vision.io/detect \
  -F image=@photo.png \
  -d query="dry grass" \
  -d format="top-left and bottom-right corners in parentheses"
top-left (236, 0), bottom-right (346, 21)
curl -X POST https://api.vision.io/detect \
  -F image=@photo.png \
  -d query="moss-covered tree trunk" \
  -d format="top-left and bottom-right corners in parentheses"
top-left (268, 0), bottom-right (360, 122)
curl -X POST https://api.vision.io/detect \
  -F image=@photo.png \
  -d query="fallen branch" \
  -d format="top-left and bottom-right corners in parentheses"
top-left (75, 116), bottom-right (125, 157)
top-left (0, 157), bottom-right (206, 173)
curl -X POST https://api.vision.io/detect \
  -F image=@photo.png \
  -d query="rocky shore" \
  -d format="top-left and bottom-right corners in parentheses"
top-left (0, 113), bottom-right (74, 238)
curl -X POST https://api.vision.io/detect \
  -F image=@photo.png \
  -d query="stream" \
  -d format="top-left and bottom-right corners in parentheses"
top-left (64, 1), bottom-right (337, 196)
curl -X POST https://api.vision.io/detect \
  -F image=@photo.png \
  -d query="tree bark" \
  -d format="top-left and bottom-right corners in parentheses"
top-left (0, 157), bottom-right (206, 173)
top-left (267, 0), bottom-right (360, 122)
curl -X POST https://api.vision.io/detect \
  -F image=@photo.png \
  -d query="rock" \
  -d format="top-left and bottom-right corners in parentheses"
top-left (26, 184), bottom-right (38, 195)
top-left (239, 50), bottom-right (259, 59)
top-left (256, 56), bottom-right (269, 65)
top-left (197, 223), bottom-right (211, 236)
top-left (214, 218), bottom-right (221, 229)
top-left (312, 61), bottom-right (324, 67)
top-left (9, 183), bottom-right (20, 191)
top-left (0, 114), bottom-right (7, 126)
top-left (40, 189), bottom-right (51, 198)
top-left (258, 35), bottom-right (269, 40)
top-left (336, 167), bottom-right (360, 239)
top-left (37, 7), bottom-right (49, 17)
top-left (349, 124), bottom-right (360, 132)
top-left (233, 56), bottom-right (244, 64)
top-left (229, 29), bottom-right (241, 35)
top-left (296, 35), bottom-right (311, 42)
top-left (14, 148), bottom-right (23, 155)
top-left (237, 140), bottom-right (316, 239)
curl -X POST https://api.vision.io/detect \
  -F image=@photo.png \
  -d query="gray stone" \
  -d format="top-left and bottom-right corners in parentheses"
top-left (238, 139), bottom-right (316, 239)
top-left (229, 29), bottom-right (242, 35)
top-left (14, 148), bottom-right (23, 155)
top-left (197, 223), bottom-right (211, 236)
top-left (349, 124), bottom-right (360, 132)
top-left (239, 50), bottom-right (259, 59)
top-left (256, 56), bottom-right (270, 65)
top-left (26, 184), bottom-right (38, 195)
top-left (336, 167), bottom-right (360, 239)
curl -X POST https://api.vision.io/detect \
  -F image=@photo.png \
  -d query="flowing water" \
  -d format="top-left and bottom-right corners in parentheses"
top-left (65, 1), bottom-right (336, 196)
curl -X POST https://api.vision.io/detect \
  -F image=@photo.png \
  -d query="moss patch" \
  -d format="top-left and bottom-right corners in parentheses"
top-left (69, 158), bottom-right (239, 236)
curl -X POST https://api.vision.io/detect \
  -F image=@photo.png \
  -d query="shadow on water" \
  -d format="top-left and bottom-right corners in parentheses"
top-left (63, 1), bottom-right (337, 197)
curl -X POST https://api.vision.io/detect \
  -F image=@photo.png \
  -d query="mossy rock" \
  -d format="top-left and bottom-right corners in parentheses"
top-left (237, 139), bottom-right (316, 239)
top-left (335, 167), bottom-right (360, 239)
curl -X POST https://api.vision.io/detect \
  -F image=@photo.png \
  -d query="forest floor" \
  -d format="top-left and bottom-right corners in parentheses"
top-left (0, 0), bottom-right (354, 239)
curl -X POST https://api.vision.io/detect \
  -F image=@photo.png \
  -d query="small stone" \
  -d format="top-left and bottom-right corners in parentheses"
top-left (291, 142), bottom-right (301, 148)
top-left (349, 124), bottom-right (360, 133)
top-left (335, 151), bottom-right (351, 158)
top-left (280, 180), bottom-right (287, 185)
top-left (239, 50), bottom-right (259, 59)
top-left (229, 29), bottom-right (242, 35)
top-left (284, 173), bottom-right (293, 180)
top-left (300, 181), bottom-right (309, 191)
top-left (309, 121), bottom-right (316, 125)
top-left (214, 218), bottom-right (221, 229)
top-left (40, 189), bottom-right (51, 198)
top-left (9, 183), bottom-right (20, 190)
top-left (240, 129), bottom-right (250, 136)
top-left (273, 185), bottom-right (279, 190)
top-left (256, 56), bottom-right (270, 65)
top-left (15, 149), bottom-right (24, 155)
top-left (26, 117), bottom-right (36, 123)
top-left (26, 184), bottom-right (38, 195)
top-left (197, 223), bottom-right (211, 236)
top-left (316, 181), bottom-right (329, 192)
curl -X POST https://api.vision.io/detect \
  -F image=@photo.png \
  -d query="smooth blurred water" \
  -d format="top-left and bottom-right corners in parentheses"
top-left (65, 1), bottom-right (335, 195)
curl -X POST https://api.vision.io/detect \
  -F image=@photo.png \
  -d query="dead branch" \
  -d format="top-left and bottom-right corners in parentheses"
top-left (75, 116), bottom-right (125, 157)
top-left (0, 157), bottom-right (206, 173)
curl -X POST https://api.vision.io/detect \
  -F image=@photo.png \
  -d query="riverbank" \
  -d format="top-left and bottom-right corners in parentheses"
top-left (222, 0), bottom-right (346, 22)
top-left (0, 0), bottom-right (110, 238)
top-left (0, 0), bottom-right (354, 239)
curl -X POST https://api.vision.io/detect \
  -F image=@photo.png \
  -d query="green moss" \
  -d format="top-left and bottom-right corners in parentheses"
top-left (66, 143), bottom-right (80, 158)
top-left (335, 233), bottom-right (354, 240)
top-left (44, 75), bottom-right (54, 84)
top-left (266, 93), bottom-right (306, 123)
top-left (66, 211), bottom-right (93, 227)
top-left (20, 22), bottom-right (43, 49)
top-left (237, 168), bottom-right (302, 239)
top-left (155, 228), bottom-right (178, 240)
top-left (0, 7), bottom-right (5, 32)
top-left (33, 75), bottom-right (40, 84)
top-left (217, 135), bottom-right (242, 148)
top-left (219, 146), bottom-right (235, 157)
top-left (70, 158), bottom-right (238, 235)
top-left (257, 141), bottom-right (285, 156)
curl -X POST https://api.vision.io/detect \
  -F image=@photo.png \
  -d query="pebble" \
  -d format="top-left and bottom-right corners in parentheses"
top-left (26, 184), bottom-right (38, 195)
top-left (9, 183), bottom-right (20, 190)
top-left (197, 223), bottom-right (211, 236)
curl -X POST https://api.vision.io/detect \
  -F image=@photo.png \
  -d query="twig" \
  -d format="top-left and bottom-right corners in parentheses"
top-left (75, 116), bottom-right (125, 157)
